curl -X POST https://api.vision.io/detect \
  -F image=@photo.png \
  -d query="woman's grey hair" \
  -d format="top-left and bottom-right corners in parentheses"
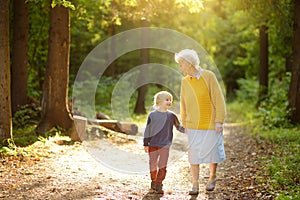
top-left (175, 49), bottom-right (200, 69)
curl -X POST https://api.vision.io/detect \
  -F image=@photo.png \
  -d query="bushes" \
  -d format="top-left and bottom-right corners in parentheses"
top-left (259, 127), bottom-right (300, 196)
top-left (258, 74), bottom-right (291, 128)
top-left (12, 104), bottom-right (41, 129)
top-left (234, 74), bottom-right (300, 199)
top-left (236, 73), bottom-right (291, 128)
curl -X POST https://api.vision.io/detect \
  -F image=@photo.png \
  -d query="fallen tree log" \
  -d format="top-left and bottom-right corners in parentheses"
top-left (87, 118), bottom-right (138, 135)
top-left (73, 115), bottom-right (87, 141)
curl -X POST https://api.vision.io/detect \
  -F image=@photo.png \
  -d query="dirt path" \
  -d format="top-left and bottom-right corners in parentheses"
top-left (0, 125), bottom-right (274, 200)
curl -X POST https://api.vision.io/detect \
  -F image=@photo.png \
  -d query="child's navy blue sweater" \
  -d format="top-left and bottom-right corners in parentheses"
top-left (143, 110), bottom-right (184, 148)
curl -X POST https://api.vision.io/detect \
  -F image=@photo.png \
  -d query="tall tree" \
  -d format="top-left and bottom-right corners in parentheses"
top-left (11, 0), bottom-right (29, 115)
top-left (36, 2), bottom-right (74, 136)
top-left (289, 0), bottom-right (300, 123)
top-left (105, 23), bottom-right (117, 76)
top-left (134, 19), bottom-right (149, 114)
top-left (0, 0), bottom-right (12, 145)
top-left (257, 25), bottom-right (269, 106)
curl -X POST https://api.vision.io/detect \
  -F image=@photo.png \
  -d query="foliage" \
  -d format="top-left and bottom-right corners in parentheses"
top-left (226, 101), bottom-right (258, 124)
top-left (72, 72), bottom-right (177, 120)
top-left (51, 0), bottom-right (75, 10)
top-left (0, 136), bottom-right (44, 156)
top-left (96, 76), bottom-right (123, 117)
top-left (257, 127), bottom-right (300, 199)
top-left (235, 76), bottom-right (298, 199)
top-left (24, 0), bottom-right (295, 106)
top-left (258, 126), bottom-right (300, 145)
top-left (0, 139), bottom-right (19, 156)
top-left (258, 73), bottom-right (291, 128)
top-left (11, 104), bottom-right (68, 147)
top-left (27, 1), bottom-right (50, 100)
top-left (235, 72), bottom-right (292, 128)
top-left (228, 98), bottom-right (300, 199)
top-left (12, 104), bottom-right (41, 129)
top-left (69, 0), bottom-right (128, 81)
top-left (235, 77), bottom-right (259, 103)
top-left (71, 74), bottom-right (117, 118)
top-left (0, 130), bottom-right (71, 159)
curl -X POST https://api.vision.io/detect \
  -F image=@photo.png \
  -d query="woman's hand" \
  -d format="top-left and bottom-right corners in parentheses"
top-left (184, 128), bottom-right (188, 135)
top-left (215, 123), bottom-right (223, 134)
top-left (144, 146), bottom-right (149, 153)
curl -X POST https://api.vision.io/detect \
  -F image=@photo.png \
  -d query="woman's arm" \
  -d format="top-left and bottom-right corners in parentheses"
top-left (209, 72), bottom-right (226, 124)
top-left (180, 79), bottom-right (187, 128)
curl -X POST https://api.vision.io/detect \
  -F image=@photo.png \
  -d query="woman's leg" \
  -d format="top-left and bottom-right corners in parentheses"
top-left (188, 164), bottom-right (200, 195)
top-left (206, 163), bottom-right (217, 191)
top-left (190, 164), bottom-right (199, 188)
top-left (208, 163), bottom-right (217, 181)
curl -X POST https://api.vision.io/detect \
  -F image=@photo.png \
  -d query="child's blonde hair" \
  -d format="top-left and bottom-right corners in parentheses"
top-left (153, 91), bottom-right (173, 109)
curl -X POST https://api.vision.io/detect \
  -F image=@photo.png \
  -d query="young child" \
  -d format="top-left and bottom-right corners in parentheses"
top-left (143, 91), bottom-right (184, 194)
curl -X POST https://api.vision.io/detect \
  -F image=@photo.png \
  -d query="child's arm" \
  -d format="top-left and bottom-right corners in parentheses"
top-left (143, 115), bottom-right (152, 150)
top-left (173, 113), bottom-right (185, 133)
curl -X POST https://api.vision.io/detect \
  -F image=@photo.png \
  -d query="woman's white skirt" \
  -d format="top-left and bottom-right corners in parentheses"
top-left (187, 129), bottom-right (226, 164)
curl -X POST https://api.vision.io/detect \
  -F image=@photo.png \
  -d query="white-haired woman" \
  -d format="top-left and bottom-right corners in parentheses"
top-left (175, 49), bottom-right (226, 195)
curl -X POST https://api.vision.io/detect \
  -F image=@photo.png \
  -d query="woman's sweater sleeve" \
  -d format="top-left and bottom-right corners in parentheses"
top-left (209, 72), bottom-right (226, 123)
top-left (180, 79), bottom-right (187, 128)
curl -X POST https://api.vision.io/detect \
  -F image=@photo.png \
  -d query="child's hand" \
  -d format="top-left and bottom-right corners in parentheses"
top-left (144, 146), bottom-right (149, 153)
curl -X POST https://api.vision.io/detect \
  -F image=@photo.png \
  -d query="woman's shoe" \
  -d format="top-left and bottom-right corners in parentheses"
top-left (205, 179), bottom-right (217, 191)
top-left (188, 187), bottom-right (199, 195)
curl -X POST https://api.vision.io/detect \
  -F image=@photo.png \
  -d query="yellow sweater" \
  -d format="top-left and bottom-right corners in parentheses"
top-left (180, 70), bottom-right (226, 130)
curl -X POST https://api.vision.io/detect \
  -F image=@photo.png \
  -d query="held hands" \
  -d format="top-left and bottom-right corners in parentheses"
top-left (215, 123), bottom-right (223, 134)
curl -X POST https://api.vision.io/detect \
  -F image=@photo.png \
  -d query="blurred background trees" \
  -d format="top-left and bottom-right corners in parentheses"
top-left (0, 1), bottom-right (299, 197)
top-left (0, 0), bottom-right (299, 142)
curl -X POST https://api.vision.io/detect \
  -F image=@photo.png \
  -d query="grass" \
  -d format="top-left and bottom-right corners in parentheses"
top-left (226, 100), bottom-right (258, 124)
top-left (227, 100), bottom-right (300, 199)
top-left (256, 127), bottom-right (300, 199)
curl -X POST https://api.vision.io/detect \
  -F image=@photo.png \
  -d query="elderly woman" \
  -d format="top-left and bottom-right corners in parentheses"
top-left (175, 49), bottom-right (226, 195)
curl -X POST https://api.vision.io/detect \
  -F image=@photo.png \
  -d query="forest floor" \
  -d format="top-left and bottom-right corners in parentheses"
top-left (0, 124), bottom-right (276, 200)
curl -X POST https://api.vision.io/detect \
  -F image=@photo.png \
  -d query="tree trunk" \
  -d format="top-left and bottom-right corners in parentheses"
top-left (36, 4), bottom-right (75, 137)
top-left (285, 54), bottom-right (292, 73)
top-left (11, 0), bottom-right (29, 115)
top-left (257, 25), bottom-right (269, 107)
top-left (134, 20), bottom-right (149, 114)
top-left (288, 0), bottom-right (300, 123)
top-left (0, 0), bottom-right (12, 145)
top-left (134, 83), bottom-right (147, 114)
top-left (106, 23), bottom-right (116, 76)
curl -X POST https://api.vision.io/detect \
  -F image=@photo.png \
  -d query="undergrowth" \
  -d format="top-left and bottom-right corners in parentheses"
top-left (227, 100), bottom-right (300, 199)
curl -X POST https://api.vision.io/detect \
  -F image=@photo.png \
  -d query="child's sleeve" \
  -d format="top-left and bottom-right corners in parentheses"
top-left (173, 113), bottom-right (185, 133)
top-left (143, 116), bottom-right (152, 146)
